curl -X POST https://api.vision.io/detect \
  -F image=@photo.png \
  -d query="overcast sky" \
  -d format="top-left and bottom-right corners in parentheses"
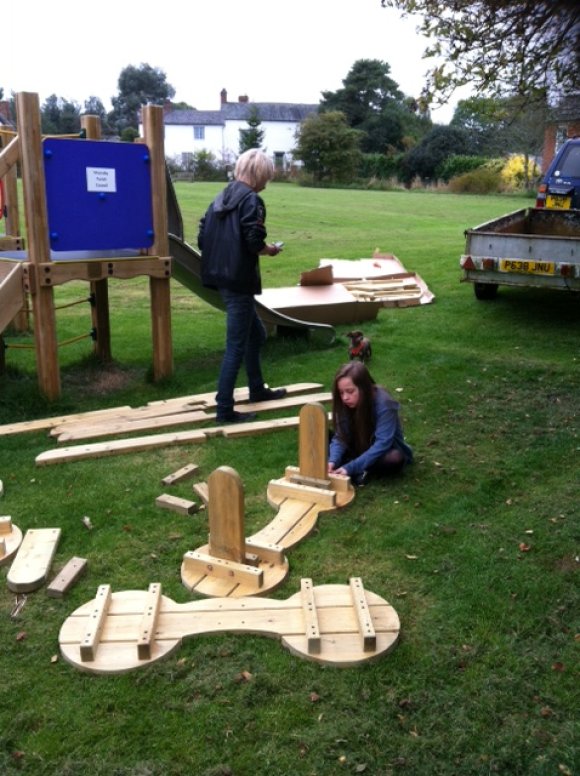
top-left (6, 0), bottom-right (466, 123)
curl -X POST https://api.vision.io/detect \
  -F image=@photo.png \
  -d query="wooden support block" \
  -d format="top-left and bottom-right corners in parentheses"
top-left (161, 463), bottom-right (199, 486)
top-left (286, 466), bottom-right (331, 490)
top-left (267, 479), bottom-right (336, 509)
top-left (349, 577), bottom-right (376, 652)
top-left (244, 539), bottom-right (285, 565)
top-left (0, 515), bottom-right (11, 534)
top-left (47, 556), bottom-right (88, 598)
top-left (182, 550), bottom-right (264, 589)
top-left (80, 584), bottom-right (112, 662)
top-left (7, 528), bottom-right (61, 592)
top-left (137, 583), bottom-right (162, 660)
top-left (155, 494), bottom-right (199, 515)
top-left (207, 467), bottom-right (245, 564)
top-left (328, 473), bottom-right (352, 493)
top-left (193, 482), bottom-right (209, 506)
top-left (300, 578), bottom-right (321, 654)
top-left (0, 538), bottom-right (5, 554)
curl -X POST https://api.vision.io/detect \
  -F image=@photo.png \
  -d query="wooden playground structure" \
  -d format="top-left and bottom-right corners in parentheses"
top-left (0, 92), bottom-right (173, 400)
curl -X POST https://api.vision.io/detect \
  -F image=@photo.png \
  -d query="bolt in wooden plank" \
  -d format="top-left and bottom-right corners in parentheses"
top-left (80, 584), bottom-right (112, 662)
top-left (349, 577), bottom-right (376, 651)
top-left (137, 583), bottom-right (162, 660)
top-left (300, 578), bottom-right (321, 654)
top-left (47, 556), bottom-right (88, 598)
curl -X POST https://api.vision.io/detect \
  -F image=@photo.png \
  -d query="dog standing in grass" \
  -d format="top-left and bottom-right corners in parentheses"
top-left (346, 331), bottom-right (372, 363)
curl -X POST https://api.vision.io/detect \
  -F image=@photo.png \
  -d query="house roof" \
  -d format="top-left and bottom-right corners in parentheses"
top-left (164, 101), bottom-right (318, 127)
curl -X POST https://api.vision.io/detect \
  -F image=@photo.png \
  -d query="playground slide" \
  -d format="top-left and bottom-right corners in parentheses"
top-left (169, 234), bottom-right (335, 343)
top-left (0, 260), bottom-right (24, 334)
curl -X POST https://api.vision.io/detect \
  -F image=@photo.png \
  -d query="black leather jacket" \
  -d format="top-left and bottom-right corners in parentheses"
top-left (198, 181), bottom-right (267, 295)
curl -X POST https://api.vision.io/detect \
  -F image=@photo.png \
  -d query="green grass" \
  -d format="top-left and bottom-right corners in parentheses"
top-left (1, 185), bottom-right (578, 776)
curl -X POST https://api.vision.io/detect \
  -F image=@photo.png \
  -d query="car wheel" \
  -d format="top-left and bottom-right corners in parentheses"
top-left (474, 282), bottom-right (498, 300)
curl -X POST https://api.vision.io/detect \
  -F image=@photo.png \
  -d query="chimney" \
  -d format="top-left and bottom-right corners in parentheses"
top-left (238, 95), bottom-right (249, 103)
top-left (220, 88), bottom-right (228, 105)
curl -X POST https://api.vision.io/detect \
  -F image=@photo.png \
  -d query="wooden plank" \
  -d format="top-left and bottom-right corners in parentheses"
top-left (47, 556), bottom-right (88, 598)
top-left (162, 463), bottom-right (199, 486)
top-left (145, 382), bottom-right (324, 408)
top-left (80, 584), bottom-right (112, 662)
top-left (349, 577), bottom-right (376, 652)
top-left (36, 428), bottom-right (208, 466)
top-left (300, 578), bottom-right (321, 654)
top-left (55, 409), bottom-right (210, 443)
top-left (0, 135), bottom-right (19, 178)
top-left (155, 494), bottom-right (198, 515)
top-left (137, 583), bottom-right (162, 660)
top-left (0, 406), bottom-right (133, 437)
top-left (182, 551), bottom-right (264, 589)
top-left (250, 500), bottom-right (318, 548)
top-left (267, 479), bottom-right (336, 509)
top-left (7, 528), bottom-right (61, 592)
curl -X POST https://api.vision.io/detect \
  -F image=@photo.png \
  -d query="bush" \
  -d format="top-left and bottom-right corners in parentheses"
top-left (358, 153), bottom-right (404, 180)
top-left (437, 155), bottom-right (488, 182)
top-left (500, 154), bottom-right (541, 190)
top-left (448, 167), bottom-right (502, 194)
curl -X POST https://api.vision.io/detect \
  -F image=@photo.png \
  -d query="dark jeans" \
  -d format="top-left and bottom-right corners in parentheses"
top-left (216, 288), bottom-right (266, 415)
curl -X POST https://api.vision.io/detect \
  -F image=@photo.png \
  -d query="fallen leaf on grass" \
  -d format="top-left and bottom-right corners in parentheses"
top-left (552, 662), bottom-right (565, 672)
top-left (309, 692), bottom-right (321, 703)
top-left (518, 543), bottom-right (532, 552)
top-left (82, 516), bottom-right (93, 530)
top-left (16, 631), bottom-right (26, 641)
top-left (51, 654), bottom-right (58, 664)
top-left (405, 554), bottom-right (418, 560)
top-left (234, 670), bottom-right (252, 683)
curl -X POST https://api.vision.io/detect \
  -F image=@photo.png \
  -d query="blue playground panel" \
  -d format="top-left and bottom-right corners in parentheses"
top-left (43, 139), bottom-right (155, 252)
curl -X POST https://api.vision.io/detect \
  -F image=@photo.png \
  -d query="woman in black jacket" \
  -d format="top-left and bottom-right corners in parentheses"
top-left (198, 149), bottom-right (286, 423)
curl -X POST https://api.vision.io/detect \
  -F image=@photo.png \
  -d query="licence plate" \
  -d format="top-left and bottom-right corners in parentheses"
top-left (500, 259), bottom-right (555, 275)
top-left (546, 194), bottom-right (571, 209)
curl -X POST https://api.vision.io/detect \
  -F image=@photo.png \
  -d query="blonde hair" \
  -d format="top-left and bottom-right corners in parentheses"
top-left (234, 149), bottom-right (274, 191)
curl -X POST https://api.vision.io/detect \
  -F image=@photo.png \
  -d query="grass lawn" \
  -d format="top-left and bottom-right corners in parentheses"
top-left (0, 184), bottom-right (578, 776)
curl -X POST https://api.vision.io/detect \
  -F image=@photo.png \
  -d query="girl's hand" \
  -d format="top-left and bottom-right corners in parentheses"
top-left (334, 466), bottom-right (348, 476)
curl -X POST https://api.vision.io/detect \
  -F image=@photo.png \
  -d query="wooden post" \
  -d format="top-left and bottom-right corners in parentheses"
top-left (207, 466), bottom-right (246, 564)
top-left (1, 131), bottom-right (28, 332)
top-left (299, 403), bottom-right (328, 480)
top-left (81, 114), bottom-right (112, 362)
top-left (16, 92), bottom-right (60, 400)
top-left (141, 104), bottom-right (173, 381)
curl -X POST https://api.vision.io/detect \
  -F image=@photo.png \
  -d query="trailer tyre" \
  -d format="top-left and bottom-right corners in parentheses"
top-left (474, 282), bottom-right (498, 300)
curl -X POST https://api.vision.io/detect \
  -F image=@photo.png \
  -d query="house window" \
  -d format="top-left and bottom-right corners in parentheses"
top-left (274, 152), bottom-right (285, 171)
top-left (194, 126), bottom-right (205, 140)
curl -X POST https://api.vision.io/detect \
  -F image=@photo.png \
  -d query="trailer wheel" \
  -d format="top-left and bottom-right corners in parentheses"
top-left (474, 282), bottom-right (498, 300)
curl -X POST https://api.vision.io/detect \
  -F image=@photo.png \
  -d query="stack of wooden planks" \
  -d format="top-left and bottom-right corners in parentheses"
top-left (0, 383), bottom-right (331, 466)
top-left (342, 274), bottom-right (423, 307)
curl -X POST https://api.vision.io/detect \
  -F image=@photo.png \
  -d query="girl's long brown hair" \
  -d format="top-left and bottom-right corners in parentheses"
top-left (332, 362), bottom-right (377, 456)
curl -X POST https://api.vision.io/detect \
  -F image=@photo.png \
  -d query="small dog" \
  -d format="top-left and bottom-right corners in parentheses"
top-left (347, 330), bottom-right (372, 362)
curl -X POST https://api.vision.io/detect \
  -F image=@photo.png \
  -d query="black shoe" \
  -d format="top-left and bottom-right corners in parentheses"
top-left (216, 410), bottom-right (258, 424)
top-left (249, 386), bottom-right (287, 403)
top-left (352, 471), bottom-right (368, 487)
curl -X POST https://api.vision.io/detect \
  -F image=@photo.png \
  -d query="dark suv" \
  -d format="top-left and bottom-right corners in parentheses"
top-left (536, 137), bottom-right (580, 209)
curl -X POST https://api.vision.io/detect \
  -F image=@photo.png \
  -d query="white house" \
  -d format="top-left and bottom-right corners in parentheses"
top-left (159, 89), bottom-right (318, 170)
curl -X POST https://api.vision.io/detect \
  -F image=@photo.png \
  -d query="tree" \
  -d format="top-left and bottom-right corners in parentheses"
top-left (401, 125), bottom-right (470, 183)
top-left (320, 59), bottom-right (428, 152)
top-left (82, 96), bottom-right (111, 135)
top-left (41, 95), bottom-right (81, 134)
top-left (294, 111), bottom-right (363, 183)
top-left (109, 63), bottom-right (175, 134)
top-left (451, 93), bottom-right (547, 164)
top-left (239, 106), bottom-right (265, 153)
top-left (381, 1), bottom-right (580, 106)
